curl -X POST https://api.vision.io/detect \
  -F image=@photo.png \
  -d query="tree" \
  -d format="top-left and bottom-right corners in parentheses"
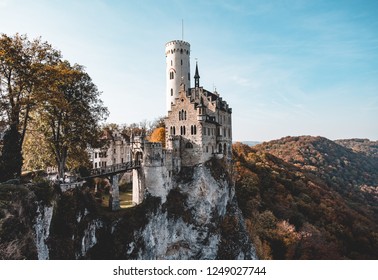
top-left (0, 33), bottom-right (61, 143)
top-left (0, 124), bottom-right (23, 181)
top-left (0, 33), bottom-right (61, 172)
top-left (34, 61), bottom-right (108, 178)
top-left (149, 127), bottom-right (165, 147)
top-left (22, 118), bottom-right (54, 172)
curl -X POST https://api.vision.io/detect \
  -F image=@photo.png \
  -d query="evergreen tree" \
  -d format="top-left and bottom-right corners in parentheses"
top-left (0, 124), bottom-right (23, 182)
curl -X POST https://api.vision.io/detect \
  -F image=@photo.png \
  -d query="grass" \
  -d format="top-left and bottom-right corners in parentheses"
top-left (99, 189), bottom-right (134, 209)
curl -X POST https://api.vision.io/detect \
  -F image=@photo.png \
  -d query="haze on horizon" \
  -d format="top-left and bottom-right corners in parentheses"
top-left (1, 0), bottom-right (377, 142)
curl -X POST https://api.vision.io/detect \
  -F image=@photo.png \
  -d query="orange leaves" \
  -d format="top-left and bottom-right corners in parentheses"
top-left (148, 127), bottom-right (165, 146)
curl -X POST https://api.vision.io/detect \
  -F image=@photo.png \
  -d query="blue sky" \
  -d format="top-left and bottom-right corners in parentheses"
top-left (1, 0), bottom-right (377, 141)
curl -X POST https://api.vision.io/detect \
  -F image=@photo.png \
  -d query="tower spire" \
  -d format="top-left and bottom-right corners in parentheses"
top-left (194, 60), bottom-right (200, 88)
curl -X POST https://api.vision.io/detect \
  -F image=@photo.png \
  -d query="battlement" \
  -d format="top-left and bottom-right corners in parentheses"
top-left (165, 40), bottom-right (190, 48)
top-left (165, 40), bottom-right (190, 56)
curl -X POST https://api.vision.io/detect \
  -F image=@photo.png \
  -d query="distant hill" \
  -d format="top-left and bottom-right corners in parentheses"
top-left (335, 138), bottom-right (378, 158)
top-left (237, 141), bottom-right (261, 146)
top-left (233, 136), bottom-right (378, 260)
top-left (254, 136), bottom-right (378, 204)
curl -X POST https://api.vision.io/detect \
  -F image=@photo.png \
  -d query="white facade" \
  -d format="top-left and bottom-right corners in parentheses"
top-left (165, 40), bottom-right (191, 112)
top-left (90, 130), bottom-right (131, 169)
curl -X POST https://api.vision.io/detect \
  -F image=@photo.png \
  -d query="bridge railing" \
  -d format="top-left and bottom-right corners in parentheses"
top-left (89, 160), bottom-right (141, 177)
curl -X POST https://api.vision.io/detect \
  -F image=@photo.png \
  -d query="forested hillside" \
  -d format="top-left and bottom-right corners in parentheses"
top-left (233, 137), bottom-right (378, 259)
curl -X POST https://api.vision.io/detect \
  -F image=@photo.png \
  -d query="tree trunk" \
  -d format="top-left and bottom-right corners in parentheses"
top-left (57, 148), bottom-right (67, 180)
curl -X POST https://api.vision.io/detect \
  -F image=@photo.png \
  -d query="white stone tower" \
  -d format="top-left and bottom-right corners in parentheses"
top-left (165, 40), bottom-right (191, 112)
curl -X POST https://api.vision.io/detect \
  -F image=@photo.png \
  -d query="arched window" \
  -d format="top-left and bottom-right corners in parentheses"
top-left (179, 111), bottom-right (181, 121)
top-left (180, 126), bottom-right (183, 135)
top-left (170, 72), bottom-right (174, 80)
top-left (183, 126), bottom-right (186, 135)
top-left (184, 111), bottom-right (187, 120)
top-left (185, 142), bottom-right (193, 149)
top-left (190, 125), bottom-right (193, 135)
top-left (171, 88), bottom-right (173, 96)
top-left (173, 127), bottom-right (176, 135)
top-left (194, 125), bottom-right (197, 135)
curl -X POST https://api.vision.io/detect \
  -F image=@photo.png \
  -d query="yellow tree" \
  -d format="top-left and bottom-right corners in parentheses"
top-left (34, 61), bottom-right (108, 178)
top-left (0, 33), bottom-right (60, 179)
top-left (149, 127), bottom-right (166, 147)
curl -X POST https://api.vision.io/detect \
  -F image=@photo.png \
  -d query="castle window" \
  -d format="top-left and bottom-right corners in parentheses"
top-left (188, 72), bottom-right (190, 80)
top-left (171, 60), bottom-right (172, 66)
top-left (185, 142), bottom-right (193, 149)
top-left (206, 146), bottom-right (208, 153)
top-left (173, 127), bottom-right (176, 135)
top-left (183, 126), bottom-right (186, 135)
top-left (179, 111), bottom-right (182, 121)
top-left (181, 59), bottom-right (183, 65)
top-left (191, 125), bottom-right (193, 135)
top-left (184, 111), bottom-right (187, 120)
top-left (170, 71), bottom-right (174, 79)
top-left (194, 125), bottom-right (197, 135)
top-left (219, 143), bottom-right (222, 153)
top-left (180, 49), bottom-right (183, 54)
top-left (171, 88), bottom-right (173, 96)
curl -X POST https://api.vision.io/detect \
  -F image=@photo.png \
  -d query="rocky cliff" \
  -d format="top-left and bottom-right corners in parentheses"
top-left (0, 158), bottom-right (256, 260)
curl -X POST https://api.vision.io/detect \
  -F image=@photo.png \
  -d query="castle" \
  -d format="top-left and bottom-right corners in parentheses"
top-left (90, 39), bottom-right (232, 208)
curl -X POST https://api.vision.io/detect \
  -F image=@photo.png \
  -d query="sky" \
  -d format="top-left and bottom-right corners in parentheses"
top-left (1, 0), bottom-right (377, 141)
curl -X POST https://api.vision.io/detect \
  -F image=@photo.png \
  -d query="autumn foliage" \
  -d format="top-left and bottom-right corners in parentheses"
top-left (233, 137), bottom-right (378, 259)
top-left (148, 127), bottom-right (165, 147)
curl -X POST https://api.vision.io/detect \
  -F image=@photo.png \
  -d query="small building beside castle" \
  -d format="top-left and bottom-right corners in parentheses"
top-left (90, 128), bottom-right (131, 169)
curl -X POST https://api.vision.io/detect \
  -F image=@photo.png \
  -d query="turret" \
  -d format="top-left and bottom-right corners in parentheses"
top-left (165, 40), bottom-right (191, 112)
top-left (194, 61), bottom-right (200, 88)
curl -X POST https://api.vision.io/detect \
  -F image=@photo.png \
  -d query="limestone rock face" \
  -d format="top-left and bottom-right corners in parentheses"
top-left (1, 159), bottom-right (257, 260)
top-left (133, 162), bottom-right (256, 259)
